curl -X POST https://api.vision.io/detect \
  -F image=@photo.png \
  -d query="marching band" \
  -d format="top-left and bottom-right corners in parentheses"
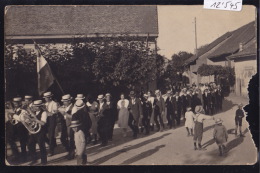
top-left (6, 83), bottom-right (225, 165)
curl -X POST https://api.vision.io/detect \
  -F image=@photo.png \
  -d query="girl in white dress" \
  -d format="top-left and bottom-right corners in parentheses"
top-left (185, 106), bottom-right (195, 136)
top-left (117, 93), bottom-right (129, 137)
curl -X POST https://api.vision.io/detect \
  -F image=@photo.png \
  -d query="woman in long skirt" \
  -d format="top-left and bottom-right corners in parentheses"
top-left (117, 93), bottom-right (129, 137)
top-left (86, 95), bottom-right (99, 144)
top-left (193, 105), bottom-right (214, 150)
top-left (213, 118), bottom-right (228, 156)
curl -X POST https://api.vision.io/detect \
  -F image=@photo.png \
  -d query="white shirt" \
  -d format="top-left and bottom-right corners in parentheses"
top-left (99, 102), bottom-right (104, 111)
top-left (117, 99), bottom-right (129, 109)
top-left (36, 111), bottom-right (47, 123)
top-left (65, 103), bottom-right (73, 112)
top-left (45, 100), bottom-right (59, 115)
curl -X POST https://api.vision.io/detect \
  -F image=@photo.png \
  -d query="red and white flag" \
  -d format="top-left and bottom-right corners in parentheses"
top-left (35, 43), bottom-right (55, 96)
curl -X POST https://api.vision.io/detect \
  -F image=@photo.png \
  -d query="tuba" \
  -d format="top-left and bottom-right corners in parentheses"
top-left (20, 110), bottom-right (41, 134)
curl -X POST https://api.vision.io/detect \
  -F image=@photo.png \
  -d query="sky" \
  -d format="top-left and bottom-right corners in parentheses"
top-left (157, 5), bottom-right (256, 59)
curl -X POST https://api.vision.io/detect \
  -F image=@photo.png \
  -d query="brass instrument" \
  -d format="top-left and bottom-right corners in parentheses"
top-left (20, 110), bottom-right (41, 134)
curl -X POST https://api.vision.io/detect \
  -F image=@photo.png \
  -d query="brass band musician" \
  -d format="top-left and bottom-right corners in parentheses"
top-left (6, 97), bottom-right (29, 163)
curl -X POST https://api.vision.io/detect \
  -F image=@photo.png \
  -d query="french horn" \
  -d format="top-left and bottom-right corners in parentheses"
top-left (20, 111), bottom-right (41, 134)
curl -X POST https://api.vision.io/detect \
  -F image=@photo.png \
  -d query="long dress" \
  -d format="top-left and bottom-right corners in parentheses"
top-left (86, 101), bottom-right (99, 134)
top-left (117, 99), bottom-right (129, 128)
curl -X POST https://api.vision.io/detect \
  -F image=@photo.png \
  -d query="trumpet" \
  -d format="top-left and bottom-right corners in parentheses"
top-left (20, 111), bottom-right (41, 134)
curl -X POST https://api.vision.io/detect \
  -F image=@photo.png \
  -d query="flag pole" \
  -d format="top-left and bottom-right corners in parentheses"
top-left (33, 40), bottom-right (65, 95)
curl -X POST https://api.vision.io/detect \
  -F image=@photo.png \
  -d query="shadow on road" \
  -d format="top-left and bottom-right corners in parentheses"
top-left (202, 138), bottom-right (215, 149)
top-left (88, 133), bottom-right (171, 165)
top-left (119, 144), bottom-right (166, 165)
top-left (222, 99), bottom-right (236, 112)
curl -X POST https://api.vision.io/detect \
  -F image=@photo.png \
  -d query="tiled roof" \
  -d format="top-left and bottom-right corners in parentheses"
top-left (184, 31), bottom-right (232, 65)
top-left (184, 21), bottom-right (256, 65)
top-left (228, 38), bottom-right (257, 59)
top-left (5, 6), bottom-right (158, 37)
top-left (208, 21), bottom-right (255, 60)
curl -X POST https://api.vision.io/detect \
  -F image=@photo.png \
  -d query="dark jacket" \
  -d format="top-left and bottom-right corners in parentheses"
top-left (186, 95), bottom-right (192, 107)
top-left (165, 97), bottom-right (174, 114)
top-left (202, 93), bottom-right (210, 106)
top-left (106, 101), bottom-right (118, 122)
top-left (72, 108), bottom-right (92, 133)
top-left (129, 98), bottom-right (143, 122)
top-left (97, 102), bottom-right (110, 126)
top-left (155, 96), bottom-right (165, 114)
top-left (142, 101), bottom-right (152, 118)
top-left (173, 96), bottom-right (182, 113)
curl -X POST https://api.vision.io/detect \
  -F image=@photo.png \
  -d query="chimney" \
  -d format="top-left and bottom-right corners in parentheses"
top-left (239, 43), bottom-right (243, 52)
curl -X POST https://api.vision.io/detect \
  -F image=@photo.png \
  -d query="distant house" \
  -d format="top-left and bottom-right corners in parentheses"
top-left (183, 21), bottom-right (256, 90)
top-left (227, 38), bottom-right (257, 98)
top-left (5, 5), bottom-right (159, 92)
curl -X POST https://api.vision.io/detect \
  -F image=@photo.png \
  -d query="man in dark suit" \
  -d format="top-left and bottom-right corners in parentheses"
top-left (97, 95), bottom-right (110, 146)
top-left (142, 94), bottom-right (152, 135)
top-left (105, 93), bottom-right (117, 141)
top-left (202, 89), bottom-right (210, 115)
top-left (173, 92), bottom-right (182, 126)
top-left (154, 90), bottom-right (165, 131)
top-left (181, 90), bottom-right (188, 116)
top-left (128, 91), bottom-right (143, 139)
top-left (216, 85), bottom-right (224, 112)
top-left (165, 90), bottom-right (174, 129)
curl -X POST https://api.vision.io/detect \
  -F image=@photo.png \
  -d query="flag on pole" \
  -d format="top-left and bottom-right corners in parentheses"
top-left (34, 43), bottom-right (55, 96)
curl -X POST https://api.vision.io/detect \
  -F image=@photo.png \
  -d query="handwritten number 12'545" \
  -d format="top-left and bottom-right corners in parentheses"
top-left (210, 1), bottom-right (241, 10)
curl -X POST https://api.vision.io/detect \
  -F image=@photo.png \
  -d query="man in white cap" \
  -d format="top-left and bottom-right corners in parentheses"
top-left (27, 100), bottom-right (48, 165)
top-left (6, 97), bottom-right (29, 162)
top-left (59, 94), bottom-right (75, 159)
top-left (71, 94), bottom-right (86, 115)
top-left (71, 100), bottom-right (92, 147)
top-left (97, 94), bottom-right (110, 146)
top-left (147, 91), bottom-right (155, 131)
top-left (42, 91), bottom-right (59, 157)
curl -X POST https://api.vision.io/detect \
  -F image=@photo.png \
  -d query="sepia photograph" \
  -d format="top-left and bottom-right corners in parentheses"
top-left (4, 5), bottom-right (257, 166)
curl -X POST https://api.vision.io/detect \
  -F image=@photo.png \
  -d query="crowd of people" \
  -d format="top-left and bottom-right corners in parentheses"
top-left (6, 83), bottom-right (243, 165)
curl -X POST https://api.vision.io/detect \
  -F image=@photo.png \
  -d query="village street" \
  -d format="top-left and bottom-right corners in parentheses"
top-left (7, 94), bottom-right (257, 166)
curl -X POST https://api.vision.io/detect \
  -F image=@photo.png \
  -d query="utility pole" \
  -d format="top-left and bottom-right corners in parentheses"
top-left (194, 17), bottom-right (198, 56)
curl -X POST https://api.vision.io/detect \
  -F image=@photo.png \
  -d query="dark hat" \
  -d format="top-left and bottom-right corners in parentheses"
top-left (129, 91), bottom-right (136, 97)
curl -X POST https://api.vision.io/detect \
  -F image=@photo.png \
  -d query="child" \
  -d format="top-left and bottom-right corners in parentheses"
top-left (213, 118), bottom-right (228, 156)
top-left (193, 106), bottom-right (214, 150)
top-left (70, 120), bottom-right (87, 165)
top-left (184, 107), bottom-right (194, 136)
top-left (235, 103), bottom-right (245, 137)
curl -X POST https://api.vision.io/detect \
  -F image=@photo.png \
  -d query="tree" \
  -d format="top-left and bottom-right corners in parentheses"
top-left (163, 51), bottom-right (193, 90)
top-left (5, 36), bottom-right (165, 99)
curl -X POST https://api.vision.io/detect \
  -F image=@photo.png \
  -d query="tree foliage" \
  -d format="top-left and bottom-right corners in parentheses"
top-left (197, 64), bottom-right (235, 86)
top-left (162, 51), bottom-right (193, 89)
top-left (5, 36), bottom-right (165, 99)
